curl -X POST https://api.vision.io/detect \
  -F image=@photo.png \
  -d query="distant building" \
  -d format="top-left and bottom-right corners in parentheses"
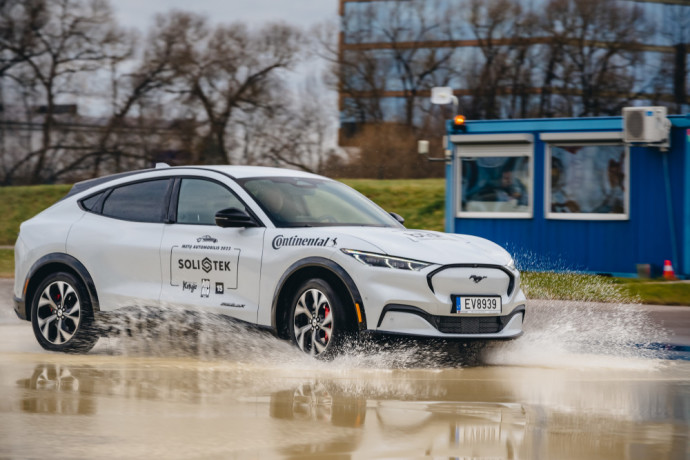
top-left (441, 112), bottom-right (689, 278)
top-left (338, 0), bottom-right (690, 140)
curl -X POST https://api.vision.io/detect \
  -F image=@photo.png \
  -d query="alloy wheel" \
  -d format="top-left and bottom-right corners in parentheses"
top-left (293, 288), bottom-right (334, 356)
top-left (36, 281), bottom-right (81, 345)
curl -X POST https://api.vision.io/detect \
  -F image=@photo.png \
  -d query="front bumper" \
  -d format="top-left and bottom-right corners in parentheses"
top-left (338, 254), bottom-right (526, 339)
top-left (376, 304), bottom-right (524, 339)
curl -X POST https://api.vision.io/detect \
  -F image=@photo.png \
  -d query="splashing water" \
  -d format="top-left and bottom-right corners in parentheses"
top-left (482, 250), bottom-right (670, 368)
top-left (96, 306), bottom-right (457, 370)
top-left (95, 250), bottom-right (670, 370)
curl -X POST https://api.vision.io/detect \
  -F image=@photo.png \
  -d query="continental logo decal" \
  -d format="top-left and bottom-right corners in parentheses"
top-left (272, 235), bottom-right (337, 250)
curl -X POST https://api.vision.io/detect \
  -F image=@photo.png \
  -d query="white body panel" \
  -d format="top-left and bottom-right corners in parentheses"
top-left (159, 224), bottom-right (265, 324)
top-left (66, 212), bottom-right (164, 309)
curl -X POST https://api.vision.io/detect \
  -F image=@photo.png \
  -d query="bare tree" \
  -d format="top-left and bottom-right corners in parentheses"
top-left (234, 79), bottom-right (339, 173)
top-left (0, 0), bottom-right (48, 77)
top-left (151, 11), bottom-right (303, 165)
top-left (1, 0), bottom-right (128, 183)
top-left (539, 0), bottom-right (651, 117)
top-left (326, 0), bottom-right (462, 127)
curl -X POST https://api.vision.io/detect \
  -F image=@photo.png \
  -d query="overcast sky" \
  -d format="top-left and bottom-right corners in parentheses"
top-left (113, 0), bottom-right (338, 33)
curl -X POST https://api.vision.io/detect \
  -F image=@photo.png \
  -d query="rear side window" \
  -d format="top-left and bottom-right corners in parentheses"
top-left (102, 179), bottom-right (170, 223)
top-left (81, 192), bottom-right (104, 212)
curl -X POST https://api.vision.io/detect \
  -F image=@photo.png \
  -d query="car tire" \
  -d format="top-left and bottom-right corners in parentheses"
top-left (288, 278), bottom-right (355, 358)
top-left (31, 272), bottom-right (98, 353)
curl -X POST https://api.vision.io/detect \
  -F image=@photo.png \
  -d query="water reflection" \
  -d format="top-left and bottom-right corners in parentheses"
top-left (17, 364), bottom-right (95, 416)
top-left (9, 360), bottom-right (690, 459)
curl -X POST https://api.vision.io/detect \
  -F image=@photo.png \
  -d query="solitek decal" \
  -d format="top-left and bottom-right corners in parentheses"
top-left (170, 244), bottom-right (240, 291)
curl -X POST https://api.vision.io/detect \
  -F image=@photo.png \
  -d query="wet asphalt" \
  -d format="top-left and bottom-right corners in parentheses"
top-left (1, 278), bottom-right (689, 459)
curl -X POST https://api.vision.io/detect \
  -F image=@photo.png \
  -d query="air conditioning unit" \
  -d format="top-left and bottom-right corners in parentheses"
top-left (622, 106), bottom-right (670, 145)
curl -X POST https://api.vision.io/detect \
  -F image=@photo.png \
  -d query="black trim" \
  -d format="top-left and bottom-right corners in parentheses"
top-left (21, 253), bottom-right (100, 320)
top-left (13, 296), bottom-right (25, 321)
top-left (271, 257), bottom-right (366, 331)
top-left (79, 172), bottom-right (268, 228)
top-left (79, 177), bottom-right (174, 223)
top-left (362, 329), bottom-right (523, 342)
top-left (376, 304), bottom-right (433, 328)
top-left (426, 264), bottom-right (516, 296)
top-left (377, 304), bottom-right (525, 334)
top-left (67, 166), bottom-right (238, 201)
top-left (167, 178), bottom-right (181, 223)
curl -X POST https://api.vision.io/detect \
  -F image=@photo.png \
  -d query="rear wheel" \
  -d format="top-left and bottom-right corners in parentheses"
top-left (288, 278), bottom-right (355, 358)
top-left (31, 272), bottom-right (98, 353)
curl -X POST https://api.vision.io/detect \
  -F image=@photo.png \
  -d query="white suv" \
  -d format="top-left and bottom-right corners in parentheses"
top-left (13, 166), bottom-right (525, 356)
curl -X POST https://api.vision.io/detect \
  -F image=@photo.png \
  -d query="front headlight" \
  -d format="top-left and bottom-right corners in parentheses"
top-left (506, 258), bottom-right (516, 271)
top-left (341, 249), bottom-right (431, 271)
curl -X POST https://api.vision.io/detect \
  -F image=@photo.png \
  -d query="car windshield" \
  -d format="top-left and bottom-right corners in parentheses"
top-left (239, 177), bottom-right (402, 228)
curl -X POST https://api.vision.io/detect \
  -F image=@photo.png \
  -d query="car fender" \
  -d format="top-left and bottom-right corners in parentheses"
top-left (17, 253), bottom-right (100, 321)
top-left (270, 257), bottom-right (366, 333)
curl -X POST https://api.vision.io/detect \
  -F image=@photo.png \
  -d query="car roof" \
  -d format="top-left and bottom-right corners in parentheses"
top-left (64, 165), bottom-right (326, 199)
top-left (199, 165), bottom-right (323, 180)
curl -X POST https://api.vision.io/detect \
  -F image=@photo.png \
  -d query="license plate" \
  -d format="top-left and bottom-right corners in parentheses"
top-left (451, 295), bottom-right (501, 314)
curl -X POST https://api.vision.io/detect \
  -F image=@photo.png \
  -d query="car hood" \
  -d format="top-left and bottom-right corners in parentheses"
top-left (332, 227), bottom-right (513, 266)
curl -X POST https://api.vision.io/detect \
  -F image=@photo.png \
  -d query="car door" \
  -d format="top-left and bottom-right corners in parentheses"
top-left (159, 177), bottom-right (265, 324)
top-left (66, 178), bottom-right (172, 310)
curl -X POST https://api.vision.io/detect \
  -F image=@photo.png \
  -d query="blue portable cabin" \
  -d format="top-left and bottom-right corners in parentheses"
top-left (443, 114), bottom-right (690, 278)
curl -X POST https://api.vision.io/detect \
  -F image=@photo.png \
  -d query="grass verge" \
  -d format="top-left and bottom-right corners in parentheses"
top-left (0, 184), bottom-right (71, 245)
top-left (522, 271), bottom-right (690, 306)
top-left (341, 178), bottom-right (445, 232)
top-left (0, 249), bottom-right (13, 278)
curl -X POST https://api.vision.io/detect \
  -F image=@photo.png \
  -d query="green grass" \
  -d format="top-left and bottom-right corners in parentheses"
top-left (611, 278), bottom-right (690, 306)
top-left (342, 178), bottom-right (445, 231)
top-left (0, 185), bottom-right (71, 245)
top-left (521, 271), bottom-right (690, 306)
top-left (0, 249), bottom-right (13, 278)
top-left (521, 271), bottom-right (638, 304)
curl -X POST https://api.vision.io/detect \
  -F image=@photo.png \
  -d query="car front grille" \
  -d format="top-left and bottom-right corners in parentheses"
top-left (436, 316), bottom-right (503, 334)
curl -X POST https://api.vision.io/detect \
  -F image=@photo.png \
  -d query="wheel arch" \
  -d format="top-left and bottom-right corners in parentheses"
top-left (271, 257), bottom-right (366, 339)
top-left (22, 253), bottom-right (100, 321)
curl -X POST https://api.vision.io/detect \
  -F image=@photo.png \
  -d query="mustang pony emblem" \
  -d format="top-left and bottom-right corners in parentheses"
top-left (469, 275), bottom-right (487, 283)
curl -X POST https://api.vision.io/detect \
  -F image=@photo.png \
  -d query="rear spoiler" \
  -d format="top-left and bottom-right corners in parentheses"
top-left (63, 170), bottom-right (150, 200)
top-left (63, 163), bottom-right (172, 200)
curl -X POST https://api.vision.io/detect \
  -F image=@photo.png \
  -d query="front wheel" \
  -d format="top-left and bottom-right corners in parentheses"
top-left (31, 272), bottom-right (98, 353)
top-left (288, 278), bottom-right (355, 358)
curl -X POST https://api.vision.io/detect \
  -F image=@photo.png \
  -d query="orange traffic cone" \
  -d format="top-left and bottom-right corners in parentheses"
top-left (663, 260), bottom-right (677, 280)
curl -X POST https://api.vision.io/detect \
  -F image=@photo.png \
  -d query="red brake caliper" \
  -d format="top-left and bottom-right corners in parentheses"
top-left (324, 305), bottom-right (330, 342)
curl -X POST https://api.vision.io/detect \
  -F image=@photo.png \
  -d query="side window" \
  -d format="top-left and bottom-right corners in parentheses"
top-left (177, 179), bottom-right (245, 225)
top-left (81, 192), bottom-right (105, 213)
top-left (456, 142), bottom-right (533, 218)
top-left (546, 143), bottom-right (628, 220)
top-left (102, 179), bottom-right (170, 223)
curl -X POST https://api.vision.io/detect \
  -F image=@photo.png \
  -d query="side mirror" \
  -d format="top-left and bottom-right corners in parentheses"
top-left (215, 207), bottom-right (260, 228)
top-left (389, 212), bottom-right (405, 225)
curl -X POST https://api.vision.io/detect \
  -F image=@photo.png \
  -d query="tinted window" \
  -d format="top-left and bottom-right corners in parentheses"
top-left (81, 192), bottom-right (104, 212)
top-left (240, 177), bottom-right (400, 228)
top-left (177, 179), bottom-right (245, 225)
top-left (102, 179), bottom-right (170, 223)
